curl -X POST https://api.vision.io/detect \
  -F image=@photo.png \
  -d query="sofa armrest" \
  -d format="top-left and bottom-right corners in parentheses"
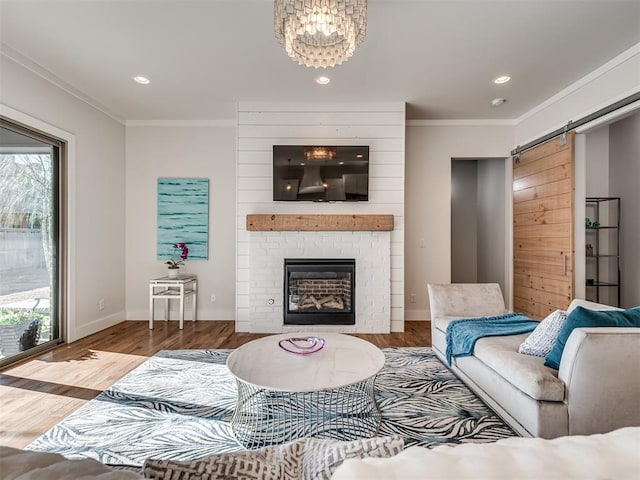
top-left (558, 327), bottom-right (640, 435)
top-left (427, 283), bottom-right (507, 319)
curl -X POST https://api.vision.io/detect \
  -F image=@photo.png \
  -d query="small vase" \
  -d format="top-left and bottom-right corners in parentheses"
top-left (167, 268), bottom-right (180, 279)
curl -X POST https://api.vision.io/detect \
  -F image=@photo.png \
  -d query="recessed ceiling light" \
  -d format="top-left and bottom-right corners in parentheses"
top-left (300, 162), bottom-right (305, 166)
top-left (355, 154), bottom-right (364, 158)
top-left (315, 76), bottom-right (330, 85)
top-left (491, 98), bottom-right (507, 107)
top-left (339, 161), bottom-right (345, 165)
top-left (493, 75), bottom-right (511, 84)
top-left (133, 75), bottom-right (150, 85)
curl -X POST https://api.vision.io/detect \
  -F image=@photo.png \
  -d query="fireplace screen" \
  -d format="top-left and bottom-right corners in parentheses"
top-left (284, 259), bottom-right (355, 325)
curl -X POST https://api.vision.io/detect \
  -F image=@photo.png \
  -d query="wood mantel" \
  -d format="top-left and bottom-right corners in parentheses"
top-left (246, 214), bottom-right (394, 232)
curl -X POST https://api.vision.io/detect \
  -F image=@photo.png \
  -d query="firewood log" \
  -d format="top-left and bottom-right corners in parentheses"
top-left (309, 295), bottom-right (321, 309)
top-left (324, 301), bottom-right (344, 309)
top-left (318, 295), bottom-right (335, 305)
top-left (297, 294), bottom-right (308, 307)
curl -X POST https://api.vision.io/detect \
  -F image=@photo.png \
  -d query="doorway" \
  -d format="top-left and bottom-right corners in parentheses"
top-left (451, 158), bottom-right (507, 298)
top-left (578, 110), bottom-right (640, 308)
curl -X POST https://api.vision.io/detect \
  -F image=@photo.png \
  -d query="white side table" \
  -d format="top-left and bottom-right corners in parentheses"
top-left (149, 275), bottom-right (197, 330)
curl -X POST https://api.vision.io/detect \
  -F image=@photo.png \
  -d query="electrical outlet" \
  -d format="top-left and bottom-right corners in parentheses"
top-left (98, 298), bottom-right (105, 310)
top-left (210, 294), bottom-right (216, 302)
top-left (410, 293), bottom-right (417, 303)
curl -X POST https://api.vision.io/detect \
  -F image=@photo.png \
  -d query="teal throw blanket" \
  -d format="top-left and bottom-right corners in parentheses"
top-left (445, 313), bottom-right (538, 365)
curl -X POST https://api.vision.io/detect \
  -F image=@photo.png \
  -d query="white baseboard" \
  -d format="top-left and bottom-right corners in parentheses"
top-left (71, 311), bottom-right (124, 342)
top-left (404, 309), bottom-right (430, 321)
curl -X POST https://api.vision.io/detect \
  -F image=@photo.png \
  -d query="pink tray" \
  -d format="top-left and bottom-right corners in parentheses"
top-left (278, 336), bottom-right (326, 355)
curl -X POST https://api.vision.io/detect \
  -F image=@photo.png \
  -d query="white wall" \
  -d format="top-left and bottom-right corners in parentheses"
top-left (236, 102), bottom-right (405, 332)
top-left (515, 44), bottom-right (640, 145)
top-left (405, 125), bottom-right (514, 320)
top-left (125, 125), bottom-right (236, 320)
top-left (609, 112), bottom-right (640, 308)
top-left (451, 160), bottom-right (478, 283)
top-left (1, 55), bottom-right (126, 342)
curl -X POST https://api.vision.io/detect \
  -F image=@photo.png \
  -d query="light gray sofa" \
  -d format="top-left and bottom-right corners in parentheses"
top-left (427, 283), bottom-right (640, 438)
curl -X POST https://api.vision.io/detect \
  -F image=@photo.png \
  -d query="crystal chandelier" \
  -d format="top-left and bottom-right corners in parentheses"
top-left (274, 0), bottom-right (367, 68)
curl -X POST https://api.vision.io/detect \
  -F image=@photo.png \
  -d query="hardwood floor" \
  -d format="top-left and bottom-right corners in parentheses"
top-left (0, 320), bottom-right (430, 449)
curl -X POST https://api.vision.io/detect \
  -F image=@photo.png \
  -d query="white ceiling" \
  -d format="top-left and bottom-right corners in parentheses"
top-left (1, 0), bottom-right (639, 122)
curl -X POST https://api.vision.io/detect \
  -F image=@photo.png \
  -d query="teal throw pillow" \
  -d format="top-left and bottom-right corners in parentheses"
top-left (544, 306), bottom-right (640, 370)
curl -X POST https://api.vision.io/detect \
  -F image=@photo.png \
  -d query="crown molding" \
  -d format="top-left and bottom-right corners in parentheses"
top-left (126, 119), bottom-right (235, 127)
top-left (1, 42), bottom-right (125, 125)
top-left (515, 42), bottom-right (640, 125)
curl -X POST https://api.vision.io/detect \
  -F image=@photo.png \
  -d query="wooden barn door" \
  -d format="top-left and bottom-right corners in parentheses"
top-left (513, 133), bottom-right (575, 319)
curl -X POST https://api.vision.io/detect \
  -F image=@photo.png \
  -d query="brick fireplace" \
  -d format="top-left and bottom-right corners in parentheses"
top-left (245, 216), bottom-right (392, 334)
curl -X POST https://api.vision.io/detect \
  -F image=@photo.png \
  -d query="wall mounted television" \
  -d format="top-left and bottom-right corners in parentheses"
top-left (273, 145), bottom-right (369, 202)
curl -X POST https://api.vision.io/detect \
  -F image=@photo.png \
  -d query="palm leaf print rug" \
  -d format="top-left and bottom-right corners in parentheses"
top-left (27, 347), bottom-right (515, 466)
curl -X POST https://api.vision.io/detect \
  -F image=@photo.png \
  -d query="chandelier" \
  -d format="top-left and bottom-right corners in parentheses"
top-left (274, 0), bottom-right (367, 68)
top-left (304, 146), bottom-right (336, 161)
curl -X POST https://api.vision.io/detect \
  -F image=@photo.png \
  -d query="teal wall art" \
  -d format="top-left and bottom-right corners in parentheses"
top-left (157, 177), bottom-right (209, 260)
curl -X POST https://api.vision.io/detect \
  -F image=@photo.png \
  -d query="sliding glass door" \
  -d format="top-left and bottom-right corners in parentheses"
top-left (0, 121), bottom-right (62, 365)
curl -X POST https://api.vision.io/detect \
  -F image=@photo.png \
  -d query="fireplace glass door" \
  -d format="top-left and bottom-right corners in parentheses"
top-left (284, 259), bottom-right (355, 325)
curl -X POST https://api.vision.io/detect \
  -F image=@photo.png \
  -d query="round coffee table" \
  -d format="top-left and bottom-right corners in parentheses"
top-left (227, 332), bottom-right (385, 449)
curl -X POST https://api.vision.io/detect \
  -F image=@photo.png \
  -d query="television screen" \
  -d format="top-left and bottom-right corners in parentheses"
top-left (273, 145), bottom-right (369, 201)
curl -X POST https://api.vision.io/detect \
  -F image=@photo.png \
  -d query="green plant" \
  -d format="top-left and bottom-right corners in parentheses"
top-left (0, 308), bottom-right (45, 325)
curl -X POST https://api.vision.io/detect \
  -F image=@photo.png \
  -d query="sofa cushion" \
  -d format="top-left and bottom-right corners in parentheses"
top-left (567, 299), bottom-right (623, 313)
top-left (143, 435), bottom-right (404, 480)
top-left (445, 314), bottom-right (538, 365)
top-left (433, 315), bottom-right (564, 401)
top-left (0, 446), bottom-right (143, 479)
top-left (519, 310), bottom-right (567, 357)
top-left (545, 306), bottom-right (640, 369)
top-left (331, 427), bottom-right (640, 480)
top-left (432, 315), bottom-right (470, 334)
top-left (473, 335), bottom-right (565, 401)
top-left (428, 283), bottom-right (507, 319)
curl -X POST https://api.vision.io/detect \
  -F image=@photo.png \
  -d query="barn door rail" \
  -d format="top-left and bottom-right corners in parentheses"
top-left (511, 91), bottom-right (640, 158)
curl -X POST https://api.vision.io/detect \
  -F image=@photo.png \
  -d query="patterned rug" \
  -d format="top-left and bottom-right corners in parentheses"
top-left (27, 347), bottom-right (515, 465)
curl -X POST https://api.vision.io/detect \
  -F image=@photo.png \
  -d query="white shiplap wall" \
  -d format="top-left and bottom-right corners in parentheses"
top-left (236, 102), bottom-right (406, 332)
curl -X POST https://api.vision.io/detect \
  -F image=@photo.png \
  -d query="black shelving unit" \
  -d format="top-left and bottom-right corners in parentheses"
top-left (585, 197), bottom-right (620, 306)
